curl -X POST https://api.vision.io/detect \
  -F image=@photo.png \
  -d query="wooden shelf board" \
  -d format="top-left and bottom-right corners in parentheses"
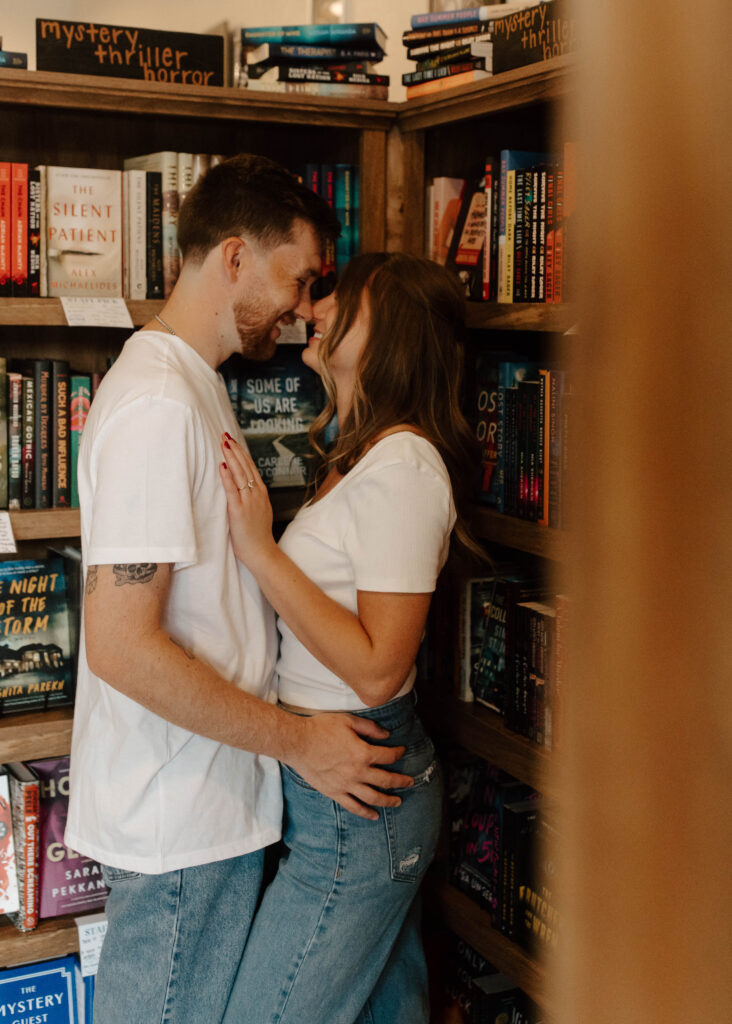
top-left (0, 68), bottom-right (397, 131)
top-left (397, 56), bottom-right (572, 132)
top-left (0, 913), bottom-right (83, 968)
top-left (0, 298), bottom-right (161, 328)
top-left (0, 706), bottom-right (73, 763)
top-left (8, 509), bottom-right (81, 540)
top-left (425, 877), bottom-right (548, 1009)
top-left (466, 303), bottom-right (576, 333)
top-left (439, 698), bottom-right (557, 800)
top-left (470, 506), bottom-right (569, 562)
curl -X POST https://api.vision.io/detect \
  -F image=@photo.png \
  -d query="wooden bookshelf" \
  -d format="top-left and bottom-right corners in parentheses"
top-left (0, 707), bottom-right (73, 763)
top-left (0, 298), bottom-right (163, 328)
top-left (0, 914), bottom-right (83, 967)
top-left (470, 506), bottom-right (570, 562)
top-left (425, 878), bottom-right (548, 1010)
top-left (8, 509), bottom-right (81, 540)
top-left (466, 302), bottom-right (576, 333)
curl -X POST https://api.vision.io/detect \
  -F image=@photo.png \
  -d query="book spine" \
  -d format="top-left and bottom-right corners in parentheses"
top-left (20, 375), bottom-right (34, 509)
top-left (553, 167), bottom-right (564, 303)
top-left (0, 357), bottom-right (7, 508)
top-left (177, 152), bottom-right (194, 209)
top-left (146, 172), bottom-right (164, 299)
top-left (246, 78), bottom-right (389, 99)
top-left (241, 24), bottom-right (384, 49)
top-left (52, 360), bottom-right (70, 508)
top-left (37, 166), bottom-right (47, 297)
top-left (495, 384), bottom-right (506, 513)
top-left (7, 372), bottom-right (23, 509)
top-left (7, 772), bottom-right (40, 932)
top-left (11, 163), bottom-right (29, 296)
top-left (404, 68), bottom-right (489, 98)
top-left (320, 164), bottom-right (336, 288)
top-left (402, 57), bottom-right (485, 85)
top-left (161, 157), bottom-right (179, 298)
top-left (127, 171), bottom-right (147, 300)
top-left (33, 360), bottom-right (52, 509)
top-left (521, 167), bottom-right (533, 302)
top-left (538, 368), bottom-right (550, 527)
top-left (411, 6), bottom-right (491, 28)
top-left (529, 168), bottom-right (540, 301)
top-left (497, 151), bottom-right (508, 302)
top-left (538, 167), bottom-right (548, 302)
top-left (334, 164), bottom-right (355, 275)
top-left (70, 376), bottom-right (91, 508)
top-left (548, 369), bottom-right (565, 529)
top-left (544, 169), bottom-right (555, 304)
top-left (0, 163), bottom-right (10, 296)
top-left (512, 168), bottom-right (526, 302)
top-left (27, 169), bottom-right (41, 297)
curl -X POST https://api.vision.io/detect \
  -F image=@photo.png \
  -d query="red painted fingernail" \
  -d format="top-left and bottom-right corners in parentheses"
top-left (224, 440), bottom-right (230, 449)
top-left (224, 431), bottom-right (232, 440)
top-left (222, 462), bottom-right (227, 469)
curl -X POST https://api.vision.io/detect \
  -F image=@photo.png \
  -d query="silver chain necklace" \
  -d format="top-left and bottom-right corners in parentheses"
top-left (154, 313), bottom-right (177, 336)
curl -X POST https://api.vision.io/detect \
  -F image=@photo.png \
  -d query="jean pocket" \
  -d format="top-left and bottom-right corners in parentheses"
top-left (101, 864), bottom-right (142, 885)
top-left (383, 755), bottom-right (443, 883)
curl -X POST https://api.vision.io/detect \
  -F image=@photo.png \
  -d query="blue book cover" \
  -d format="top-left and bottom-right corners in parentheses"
top-left (237, 347), bottom-right (324, 489)
top-left (0, 51), bottom-right (28, 68)
top-left (241, 23), bottom-right (386, 55)
top-left (0, 557), bottom-right (74, 714)
top-left (0, 955), bottom-right (80, 1024)
top-left (493, 362), bottom-right (538, 511)
top-left (334, 164), bottom-right (356, 275)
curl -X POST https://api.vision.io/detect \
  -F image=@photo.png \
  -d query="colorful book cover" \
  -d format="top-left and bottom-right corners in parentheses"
top-left (70, 376), bottom-right (91, 509)
top-left (52, 360), bottom-right (70, 508)
top-left (27, 756), bottom-right (108, 919)
top-left (7, 371), bottom-right (23, 510)
top-left (334, 164), bottom-right (355, 274)
top-left (21, 375), bottom-right (35, 509)
top-left (460, 576), bottom-right (498, 702)
top-left (0, 954), bottom-right (80, 1023)
top-left (0, 357), bottom-right (7, 508)
top-left (240, 24), bottom-right (387, 54)
top-left (45, 166), bottom-right (123, 297)
top-left (0, 557), bottom-right (74, 714)
top-left (0, 50), bottom-right (29, 68)
top-left (11, 163), bottom-right (29, 296)
top-left (237, 346), bottom-right (324, 489)
top-left (28, 167), bottom-right (42, 296)
top-left (430, 177), bottom-right (464, 265)
top-left (124, 152), bottom-right (178, 297)
top-left (6, 761), bottom-right (40, 931)
top-left (0, 163), bottom-right (11, 296)
top-left (445, 176), bottom-right (486, 300)
top-left (498, 151), bottom-right (546, 304)
top-left (0, 771), bottom-right (20, 914)
top-left (34, 358), bottom-right (53, 509)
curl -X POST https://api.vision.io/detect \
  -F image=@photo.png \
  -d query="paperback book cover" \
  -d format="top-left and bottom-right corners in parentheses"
top-left (0, 954), bottom-right (80, 1023)
top-left (0, 770), bottom-right (20, 915)
top-left (44, 166), bottom-right (123, 297)
top-left (0, 557), bottom-right (74, 715)
top-left (27, 756), bottom-right (108, 919)
top-left (5, 761), bottom-right (40, 931)
top-left (236, 347), bottom-right (324, 489)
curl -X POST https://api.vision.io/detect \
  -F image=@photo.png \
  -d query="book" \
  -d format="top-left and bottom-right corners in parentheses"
top-left (460, 577), bottom-right (498, 701)
top-left (70, 376), bottom-right (91, 509)
top-left (498, 151), bottom-right (546, 303)
top-left (145, 170), bottom-right (164, 299)
top-left (124, 152), bottom-right (178, 297)
top-left (252, 64), bottom-right (388, 86)
top-left (123, 169), bottom-right (146, 300)
top-left (5, 761), bottom-right (40, 931)
top-left (240, 24), bottom-right (387, 54)
top-left (405, 68), bottom-right (491, 98)
top-left (244, 78), bottom-right (388, 100)
top-left (36, 19), bottom-right (224, 86)
top-left (27, 756), bottom-right (108, 919)
top-left (0, 163), bottom-right (10, 296)
top-left (0, 954), bottom-right (80, 1023)
top-left (483, 155), bottom-right (500, 300)
top-left (236, 346), bottom-right (325, 488)
top-left (52, 360), bottom-right (70, 508)
top-left (245, 42), bottom-right (384, 67)
top-left (500, 796), bottom-right (540, 939)
top-left (334, 164), bottom-right (356, 274)
top-left (445, 176), bottom-right (487, 300)
top-left (403, 57), bottom-right (487, 86)
top-left (10, 163), bottom-right (28, 296)
top-left (406, 36), bottom-right (494, 60)
top-left (0, 557), bottom-right (75, 714)
top-left (0, 770), bottom-right (20, 915)
top-left (429, 176), bottom-right (465, 265)
top-left (0, 357), bottom-right (7, 508)
top-left (20, 375), bottom-right (34, 508)
top-left (471, 574), bottom-right (511, 713)
top-left (402, 22), bottom-right (494, 47)
top-left (442, 932), bottom-right (492, 1023)
top-left (495, 361), bottom-right (539, 513)
top-left (33, 359), bottom-right (52, 509)
top-left (177, 152), bottom-right (194, 210)
top-left (518, 810), bottom-right (560, 954)
top-left (7, 371), bottom-right (22, 510)
top-left (472, 973), bottom-right (520, 1023)
top-left (28, 168), bottom-right (42, 296)
top-left (44, 165), bottom-right (123, 297)
top-left (411, 3), bottom-right (542, 29)
top-left (0, 50), bottom-right (28, 68)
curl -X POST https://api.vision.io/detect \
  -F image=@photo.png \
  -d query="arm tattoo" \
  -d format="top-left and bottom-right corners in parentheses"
top-left (112, 563), bottom-right (159, 587)
top-left (85, 565), bottom-right (99, 596)
top-left (170, 637), bottom-right (196, 661)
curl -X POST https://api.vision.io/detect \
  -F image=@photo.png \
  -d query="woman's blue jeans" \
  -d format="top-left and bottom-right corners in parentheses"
top-left (222, 691), bottom-right (444, 1024)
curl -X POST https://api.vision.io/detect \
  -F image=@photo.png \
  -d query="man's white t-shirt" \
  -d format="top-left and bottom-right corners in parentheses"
top-left (276, 433), bottom-right (456, 712)
top-left (65, 330), bottom-right (282, 874)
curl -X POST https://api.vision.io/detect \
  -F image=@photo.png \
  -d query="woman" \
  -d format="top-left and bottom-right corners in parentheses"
top-left (219, 252), bottom-right (480, 1023)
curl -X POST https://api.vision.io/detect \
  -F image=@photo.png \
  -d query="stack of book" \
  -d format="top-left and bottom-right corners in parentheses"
top-left (0, 153), bottom-right (222, 302)
top-left (402, 1), bottom-right (573, 99)
top-left (236, 23), bottom-right (388, 99)
top-left (440, 930), bottom-right (544, 1022)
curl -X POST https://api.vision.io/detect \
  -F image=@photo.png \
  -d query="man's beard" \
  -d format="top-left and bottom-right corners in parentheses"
top-left (233, 295), bottom-right (283, 361)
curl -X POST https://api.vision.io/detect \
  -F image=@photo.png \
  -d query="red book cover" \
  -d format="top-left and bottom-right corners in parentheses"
top-left (6, 762), bottom-right (40, 931)
top-left (0, 773), bottom-right (20, 915)
top-left (0, 163), bottom-right (11, 296)
top-left (11, 163), bottom-right (29, 296)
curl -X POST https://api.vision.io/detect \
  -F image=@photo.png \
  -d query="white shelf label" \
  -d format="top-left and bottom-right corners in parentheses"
top-left (76, 912), bottom-right (108, 977)
top-left (61, 297), bottom-right (134, 329)
top-left (0, 512), bottom-right (17, 553)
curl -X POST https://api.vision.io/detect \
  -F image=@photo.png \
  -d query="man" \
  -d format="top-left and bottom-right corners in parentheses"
top-left (65, 155), bottom-right (411, 1024)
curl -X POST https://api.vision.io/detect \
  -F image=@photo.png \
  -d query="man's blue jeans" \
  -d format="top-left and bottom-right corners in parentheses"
top-left (222, 692), bottom-right (443, 1024)
top-left (94, 849), bottom-right (265, 1023)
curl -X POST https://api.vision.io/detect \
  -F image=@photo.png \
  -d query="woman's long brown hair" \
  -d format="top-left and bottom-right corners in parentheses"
top-left (309, 251), bottom-right (484, 559)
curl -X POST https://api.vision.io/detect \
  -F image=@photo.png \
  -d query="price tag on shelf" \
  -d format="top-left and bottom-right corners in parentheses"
top-left (76, 912), bottom-right (108, 977)
top-left (0, 512), bottom-right (17, 553)
top-left (61, 297), bottom-right (134, 329)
